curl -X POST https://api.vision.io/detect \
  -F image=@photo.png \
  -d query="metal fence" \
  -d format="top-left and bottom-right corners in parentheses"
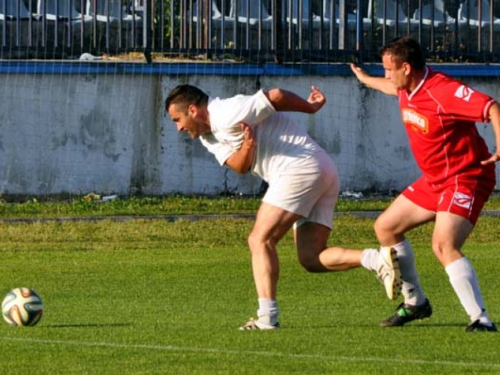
top-left (1, 0), bottom-right (500, 63)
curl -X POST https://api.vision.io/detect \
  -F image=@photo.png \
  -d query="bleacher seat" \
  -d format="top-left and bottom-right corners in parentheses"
top-left (35, 0), bottom-right (93, 50)
top-left (284, 0), bottom-right (322, 29)
top-left (365, 0), bottom-right (418, 30)
top-left (0, 0), bottom-right (33, 22)
top-left (86, 0), bottom-right (142, 52)
top-left (229, 0), bottom-right (272, 27)
top-left (0, 0), bottom-right (36, 53)
top-left (413, 0), bottom-right (456, 29)
top-left (190, 0), bottom-right (231, 23)
top-left (458, 0), bottom-right (500, 29)
top-left (37, 0), bottom-right (88, 20)
top-left (228, 0), bottom-right (272, 50)
top-left (187, 0), bottom-right (237, 49)
top-left (322, 0), bottom-right (357, 26)
top-left (87, 0), bottom-right (141, 23)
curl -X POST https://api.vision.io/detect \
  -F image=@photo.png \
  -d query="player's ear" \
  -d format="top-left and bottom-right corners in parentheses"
top-left (188, 103), bottom-right (197, 116)
top-left (403, 62), bottom-right (411, 76)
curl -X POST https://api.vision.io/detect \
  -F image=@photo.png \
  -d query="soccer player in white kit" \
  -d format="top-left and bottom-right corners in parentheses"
top-left (166, 84), bottom-right (400, 329)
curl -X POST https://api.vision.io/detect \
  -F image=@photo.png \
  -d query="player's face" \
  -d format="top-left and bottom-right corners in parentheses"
top-left (382, 53), bottom-right (410, 91)
top-left (168, 103), bottom-right (209, 139)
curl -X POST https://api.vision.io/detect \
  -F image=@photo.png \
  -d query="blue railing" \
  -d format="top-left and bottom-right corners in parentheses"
top-left (1, 0), bottom-right (500, 63)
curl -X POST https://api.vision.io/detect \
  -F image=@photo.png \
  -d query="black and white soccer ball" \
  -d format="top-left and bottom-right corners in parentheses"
top-left (2, 288), bottom-right (43, 327)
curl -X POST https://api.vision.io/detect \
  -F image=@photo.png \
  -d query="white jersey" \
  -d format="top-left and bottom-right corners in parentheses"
top-left (200, 89), bottom-right (328, 182)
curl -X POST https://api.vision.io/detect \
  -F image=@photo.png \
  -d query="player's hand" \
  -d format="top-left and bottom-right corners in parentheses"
top-left (240, 123), bottom-right (256, 149)
top-left (307, 86), bottom-right (326, 113)
top-left (481, 152), bottom-right (500, 165)
top-left (350, 63), bottom-right (369, 81)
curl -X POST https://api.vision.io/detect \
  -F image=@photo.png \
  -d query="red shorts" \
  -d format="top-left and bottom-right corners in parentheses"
top-left (402, 175), bottom-right (495, 225)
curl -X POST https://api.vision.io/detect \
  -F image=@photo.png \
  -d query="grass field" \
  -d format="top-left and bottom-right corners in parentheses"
top-left (0, 197), bottom-right (499, 374)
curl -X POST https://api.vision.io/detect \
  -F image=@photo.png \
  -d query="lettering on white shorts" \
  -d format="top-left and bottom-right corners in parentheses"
top-left (452, 192), bottom-right (472, 209)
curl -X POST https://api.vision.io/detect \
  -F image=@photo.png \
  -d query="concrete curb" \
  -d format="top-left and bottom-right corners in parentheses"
top-left (0, 211), bottom-right (499, 224)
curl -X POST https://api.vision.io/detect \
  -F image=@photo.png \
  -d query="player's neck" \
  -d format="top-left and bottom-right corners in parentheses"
top-left (199, 106), bottom-right (210, 127)
top-left (408, 69), bottom-right (426, 93)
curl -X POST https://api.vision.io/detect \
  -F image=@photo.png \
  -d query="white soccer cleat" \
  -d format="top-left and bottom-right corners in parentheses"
top-left (239, 318), bottom-right (280, 330)
top-left (376, 247), bottom-right (402, 300)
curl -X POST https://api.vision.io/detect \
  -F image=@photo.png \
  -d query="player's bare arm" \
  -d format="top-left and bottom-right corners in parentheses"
top-left (350, 63), bottom-right (398, 96)
top-left (224, 123), bottom-right (256, 174)
top-left (481, 102), bottom-right (500, 165)
top-left (265, 87), bottom-right (325, 113)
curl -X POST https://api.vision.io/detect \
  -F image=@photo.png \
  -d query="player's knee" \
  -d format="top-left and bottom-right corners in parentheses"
top-left (374, 215), bottom-right (401, 242)
top-left (432, 240), bottom-right (463, 265)
top-left (374, 217), bottom-right (388, 238)
top-left (247, 233), bottom-right (259, 252)
top-left (430, 241), bottom-right (440, 257)
top-left (247, 232), bottom-right (275, 253)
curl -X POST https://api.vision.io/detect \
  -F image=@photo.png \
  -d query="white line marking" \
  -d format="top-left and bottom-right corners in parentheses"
top-left (1, 336), bottom-right (499, 369)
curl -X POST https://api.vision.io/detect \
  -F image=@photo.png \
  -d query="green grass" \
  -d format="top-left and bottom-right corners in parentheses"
top-left (0, 192), bottom-right (499, 218)
top-left (0, 210), bottom-right (499, 374)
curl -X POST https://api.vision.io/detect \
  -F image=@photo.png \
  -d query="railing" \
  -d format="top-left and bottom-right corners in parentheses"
top-left (1, 0), bottom-right (500, 63)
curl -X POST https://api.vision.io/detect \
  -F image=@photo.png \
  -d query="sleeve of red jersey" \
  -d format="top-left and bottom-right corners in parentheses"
top-left (438, 80), bottom-right (495, 123)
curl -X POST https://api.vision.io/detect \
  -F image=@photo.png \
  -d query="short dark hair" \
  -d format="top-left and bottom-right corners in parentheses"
top-left (165, 84), bottom-right (208, 113)
top-left (380, 37), bottom-right (426, 70)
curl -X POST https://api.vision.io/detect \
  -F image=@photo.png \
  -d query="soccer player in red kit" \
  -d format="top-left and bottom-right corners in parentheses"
top-left (351, 37), bottom-right (500, 332)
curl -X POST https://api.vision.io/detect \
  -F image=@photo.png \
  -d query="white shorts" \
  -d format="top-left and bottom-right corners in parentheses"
top-left (262, 154), bottom-right (339, 229)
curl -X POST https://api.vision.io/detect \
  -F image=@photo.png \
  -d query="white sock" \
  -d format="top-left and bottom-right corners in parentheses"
top-left (393, 239), bottom-right (426, 306)
top-left (360, 248), bottom-right (379, 270)
top-left (257, 298), bottom-right (279, 325)
top-left (446, 257), bottom-right (492, 325)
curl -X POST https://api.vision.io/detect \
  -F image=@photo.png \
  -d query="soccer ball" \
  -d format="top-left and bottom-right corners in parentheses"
top-left (2, 288), bottom-right (43, 327)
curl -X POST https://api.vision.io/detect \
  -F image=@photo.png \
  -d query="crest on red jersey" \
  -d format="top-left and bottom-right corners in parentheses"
top-left (454, 85), bottom-right (474, 101)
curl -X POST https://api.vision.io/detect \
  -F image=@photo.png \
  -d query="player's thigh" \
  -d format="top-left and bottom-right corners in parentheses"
top-left (294, 222), bottom-right (331, 257)
top-left (264, 154), bottom-right (338, 224)
top-left (250, 202), bottom-right (301, 245)
top-left (432, 212), bottom-right (474, 251)
top-left (376, 193), bottom-right (435, 235)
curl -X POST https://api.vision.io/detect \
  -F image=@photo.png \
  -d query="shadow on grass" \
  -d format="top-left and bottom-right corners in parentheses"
top-left (282, 321), bottom-right (466, 329)
top-left (41, 323), bottom-right (132, 328)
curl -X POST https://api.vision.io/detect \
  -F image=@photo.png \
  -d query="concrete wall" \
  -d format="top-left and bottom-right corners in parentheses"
top-left (0, 69), bottom-right (498, 197)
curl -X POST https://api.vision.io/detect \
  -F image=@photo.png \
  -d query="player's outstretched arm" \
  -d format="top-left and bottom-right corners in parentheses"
top-left (350, 63), bottom-right (398, 96)
top-left (265, 86), bottom-right (325, 114)
top-left (481, 102), bottom-right (500, 165)
top-left (225, 123), bottom-right (256, 174)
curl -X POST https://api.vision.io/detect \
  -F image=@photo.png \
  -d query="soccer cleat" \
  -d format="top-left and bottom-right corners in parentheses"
top-left (376, 247), bottom-right (402, 300)
top-left (466, 320), bottom-right (498, 332)
top-left (239, 318), bottom-right (280, 331)
top-left (380, 298), bottom-right (432, 327)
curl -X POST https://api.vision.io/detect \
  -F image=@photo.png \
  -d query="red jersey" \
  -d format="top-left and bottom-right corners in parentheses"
top-left (398, 67), bottom-right (496, 186)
